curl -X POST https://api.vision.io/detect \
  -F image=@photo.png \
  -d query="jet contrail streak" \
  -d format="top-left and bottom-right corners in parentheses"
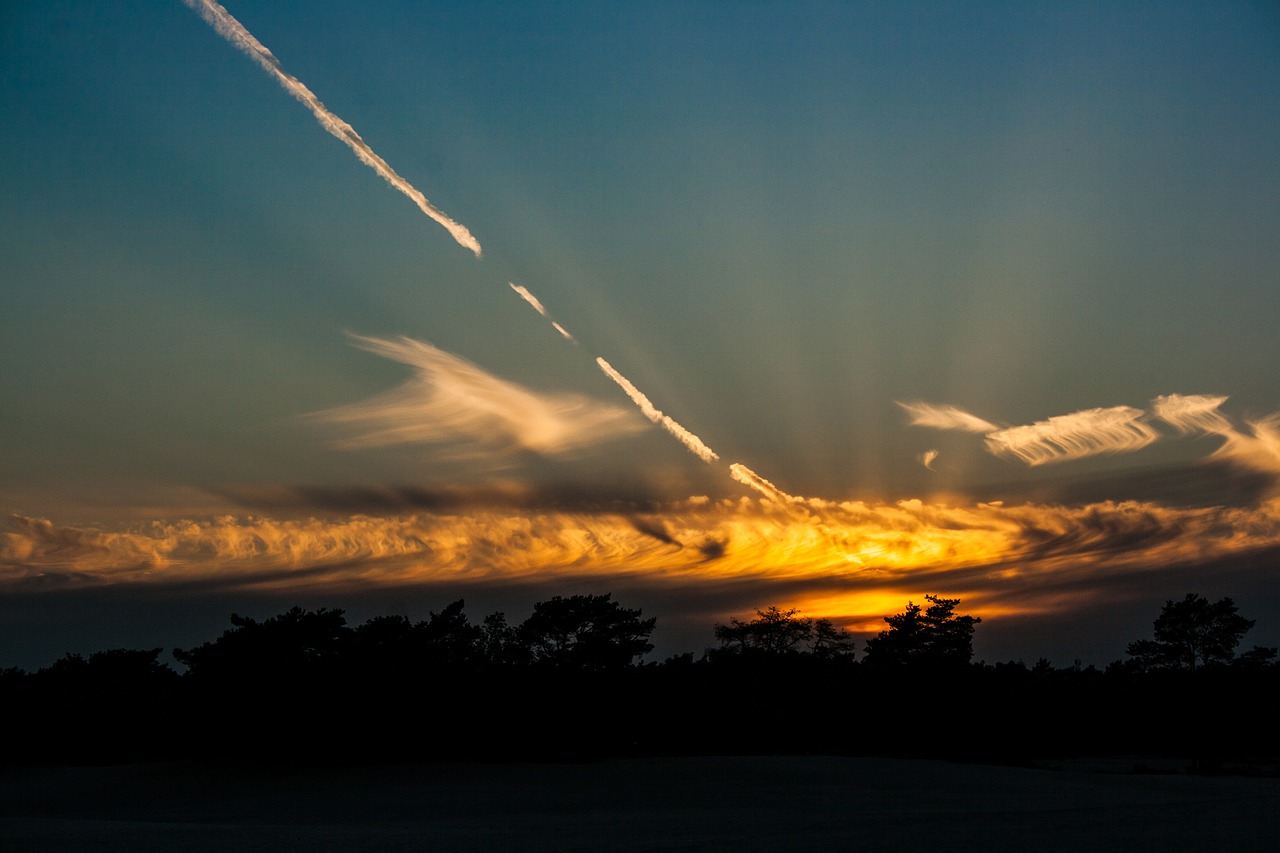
top-left (595, 358), bottom-right (719, 463)
top-left (729, 463), bottom-right (797, 503)
top-left (509, 282), bottom-right (549, 316)
top-left (183, 0), bottom-right (482, 257)
top-left (509, 282), bottom-right (576, 342)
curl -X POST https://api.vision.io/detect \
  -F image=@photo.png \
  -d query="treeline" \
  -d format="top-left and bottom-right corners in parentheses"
top-left (2, 593), bottom-right (1277, 768)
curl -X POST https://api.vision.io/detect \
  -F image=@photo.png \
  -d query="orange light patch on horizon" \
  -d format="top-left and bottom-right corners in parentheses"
top-left (771, 590), bottom-right (1030, 634)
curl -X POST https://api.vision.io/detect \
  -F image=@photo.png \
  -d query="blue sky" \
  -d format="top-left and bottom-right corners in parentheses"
top-left (2, 2), bottom-right (1279, 666)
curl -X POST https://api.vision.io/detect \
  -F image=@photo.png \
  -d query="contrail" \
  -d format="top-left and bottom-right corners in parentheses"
top-left (595, 358), bottom-right (719, 463)
top-left (509, 282), bottom-right (576, 342)
top-left (509, 282), bottom-right (549, 316)
top-left (183, 0), bottom-right (482, 258)
top-left (505, 281), bottom-right (719, 463)
top-left (729, 463), bottom-right (797, 503)
top-left (512, 285), bottom-right (795, 500)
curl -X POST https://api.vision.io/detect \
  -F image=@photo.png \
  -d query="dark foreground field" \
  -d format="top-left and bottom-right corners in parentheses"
top-left (2, 756), bottom-right (1277, 852)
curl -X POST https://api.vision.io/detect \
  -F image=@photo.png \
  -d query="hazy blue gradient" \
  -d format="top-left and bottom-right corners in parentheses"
top-left (4, 1), bottom-right (1278, 514)
top-left (3, 2), bottom-right (1280, 667)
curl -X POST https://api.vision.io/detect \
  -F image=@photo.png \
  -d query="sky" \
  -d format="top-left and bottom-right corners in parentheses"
top-left (2, 1), bottom-right (1279, 669)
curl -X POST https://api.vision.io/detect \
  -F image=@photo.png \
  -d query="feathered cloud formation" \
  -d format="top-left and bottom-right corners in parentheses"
top-left (182, 0), bottom-right (482, 257)
top-left (902, 394), bottom-right (1280, 479)
top-left (312, 335), bottom-right (645, 458)
top-left (985, 406), bottom-right (1159, 466)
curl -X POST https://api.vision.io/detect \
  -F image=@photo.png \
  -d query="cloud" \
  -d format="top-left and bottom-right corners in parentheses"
top-left (984, 406), bottom-right (1159, 466)
top-left (312, 335), bottom-right (645, 459)
top-left (1152, 394), bottom-right (1233, 435)
top-left (920, 450), bottom-right (939, 470)
top-left (903, 395), bottom-right (1280, 481)
top-left (897, 402), bottom-right (997, 434)
top-left (183, 0), bottom-right (482, 257)
top-left (902, 400), bottom-right (1166, 466)
top-left (6, 497), bottom-right (1280, 628)
top-left (595, 358), bottom-right (720, 463)
top-left (1152, 394), bottom-right (1280, 480)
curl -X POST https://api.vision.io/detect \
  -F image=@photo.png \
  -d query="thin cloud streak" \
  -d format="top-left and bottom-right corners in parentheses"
top-left (312, 335), bottom-right (644, 458)
top-left (509, 282), bottom-right (576, 342)
top-left (504, 282), bottom-right (720, 464)
top-left (508, 283), bottom-right (549, 317)
top-left (729, 463), bottom-right (798, 503)
top-left (183, 0), bottom-right (482, 257)
top-left (595, 358), bottom-right (720, 463)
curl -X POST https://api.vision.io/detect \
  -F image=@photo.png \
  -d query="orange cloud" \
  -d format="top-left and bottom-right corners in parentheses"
top-left (312, 335), bottom-right (646, 460)
top-left (6, 496), bottom-right (1279, 627)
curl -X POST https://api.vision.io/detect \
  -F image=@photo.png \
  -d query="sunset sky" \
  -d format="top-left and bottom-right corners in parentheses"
top-left (2, 1), bottom-right (1279, 669)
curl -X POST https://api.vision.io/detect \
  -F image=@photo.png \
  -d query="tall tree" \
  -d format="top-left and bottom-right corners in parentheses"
top-left (1126, 594), bottom-right (1263, 671)
top-left (519, 594), bottom-right (655, 670)
top-left (862, 595), bottom-right (980, 668)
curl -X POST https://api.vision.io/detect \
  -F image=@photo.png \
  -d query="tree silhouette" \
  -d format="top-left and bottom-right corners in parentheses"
top-left (810, 618), bottom-right (859, 659)
top-left (712, 607), bottom-right (858, 659)
top-left (862, 595), bottom-right (980, 668)
top-left (479, 611), bottom-right (528, 667)
top-left (418, 599), bottom-right (484, 668)
top-left (1126, 593), bottom-right (1270, 671)
top-left (714, 606), bottom-right (813, 656)
top-left (174, 606), bottom-right (350, 684)
top-left (519, 594), bottom-right (655, 670)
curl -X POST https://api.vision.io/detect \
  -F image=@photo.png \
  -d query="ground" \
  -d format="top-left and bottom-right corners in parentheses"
top-left (2, 755), bottom-right (1277, 852)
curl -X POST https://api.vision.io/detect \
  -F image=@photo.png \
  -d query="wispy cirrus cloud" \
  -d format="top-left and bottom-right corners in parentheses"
top-left (901, 395), bottom-right (1280, 475)
top-left (311, 335), bottom-right (645, 459)
top-left (1154, 394), bottom-right (1280, 480)
top-left (897, 402), bottom-right (997, 434)
top-left (984, 406), bottom-right (1159, 466)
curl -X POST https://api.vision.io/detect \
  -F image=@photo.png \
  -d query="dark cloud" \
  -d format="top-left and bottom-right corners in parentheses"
top-left (214, 481), bottom-right (669, 514)
top-left (968, 459), bottom-right (1273, 509)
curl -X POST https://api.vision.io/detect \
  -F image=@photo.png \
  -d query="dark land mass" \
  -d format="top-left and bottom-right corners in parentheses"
top-left (2, 755), bottom-right (1278, 852)
top-left (3, 596), bottom-right (1278, 849)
